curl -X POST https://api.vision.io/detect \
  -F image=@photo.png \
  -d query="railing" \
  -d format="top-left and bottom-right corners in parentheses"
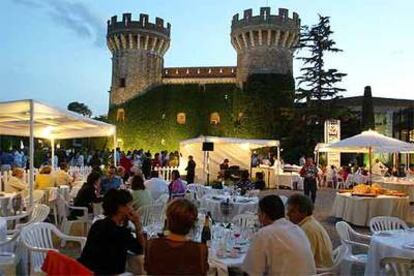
top-left (0, 166), bottom-right (91, 192)
top-left (154, 166), bottom-right (180, 182)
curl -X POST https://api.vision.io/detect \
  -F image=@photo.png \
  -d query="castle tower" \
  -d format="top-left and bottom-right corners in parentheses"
top-left (231, 7), bottom-right (300, 86)
top-left (107, 13), bottom-right (171, 105)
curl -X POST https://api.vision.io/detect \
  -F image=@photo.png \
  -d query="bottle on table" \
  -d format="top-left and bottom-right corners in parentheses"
top-left (201, 215), bottom-right (211, 245)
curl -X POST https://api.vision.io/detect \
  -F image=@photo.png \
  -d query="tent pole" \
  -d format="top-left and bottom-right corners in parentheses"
top-left (51, 138), bottom-right (55, 170)
top-left (113, 132), bottom-right (117, 167)
top-left (368, 147), bottom-right (372, 183)
top-left (29, 100), bottom-right (34, 208)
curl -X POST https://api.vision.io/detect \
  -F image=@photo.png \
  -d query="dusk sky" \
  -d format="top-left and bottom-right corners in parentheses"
top-left (1, 0), bottom-right (413, 116)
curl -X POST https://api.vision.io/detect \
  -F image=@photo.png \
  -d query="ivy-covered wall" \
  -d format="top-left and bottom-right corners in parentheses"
top-left (108, 73), bottom-right (295, 152)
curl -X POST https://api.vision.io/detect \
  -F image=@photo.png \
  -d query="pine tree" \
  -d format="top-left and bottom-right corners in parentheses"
top-left (296, 15), bottom-right (347, 104)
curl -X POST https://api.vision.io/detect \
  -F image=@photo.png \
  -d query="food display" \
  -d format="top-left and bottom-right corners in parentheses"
top-left (339, 184), bottom-right (407, 197)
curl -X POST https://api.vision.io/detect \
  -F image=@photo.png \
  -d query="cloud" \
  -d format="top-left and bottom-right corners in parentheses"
top-left (13, 0), bottom-right (105, 47)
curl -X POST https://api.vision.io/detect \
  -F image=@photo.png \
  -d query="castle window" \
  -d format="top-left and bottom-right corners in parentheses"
top-left (177, 113), bottom-right (186, 125)
top-left (197, 69), bottom-right (200, 74)
top-left (186, 69), bottom-right (189, 74)
top-left (116, 108), bottom-right (125, 122)
top-left (165, 70), bottom-right (169, 75)
top-left (210, 112), bottom-right (220, 125)
top-left (119, 78), bottom-right (126, 88)
top-left (219, 68), bottom-right (223, 74)
top-left (208, 69), bottom-right (212, 74)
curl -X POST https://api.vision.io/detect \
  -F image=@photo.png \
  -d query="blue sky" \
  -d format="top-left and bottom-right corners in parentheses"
top-left (0, 0), bottom-right (413, 115)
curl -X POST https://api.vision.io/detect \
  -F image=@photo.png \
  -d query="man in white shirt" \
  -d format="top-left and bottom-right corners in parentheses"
top-left (144, 171), bottom-right (169, 201)
top-left (242, 195), bottom-right (316, 276)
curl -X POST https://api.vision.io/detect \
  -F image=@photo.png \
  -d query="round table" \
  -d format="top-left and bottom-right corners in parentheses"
top-left (331, 192), bottom-right (410, 226)
top-left (376, 178), bottom-right (414, 202)
top-left (365, 230), bottom-right (414, 275)
top-left (200, 194), bottom-right (258, 223)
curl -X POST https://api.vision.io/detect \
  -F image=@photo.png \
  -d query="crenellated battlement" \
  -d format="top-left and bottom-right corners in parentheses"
top-left (107, 13), bottom-right (171, 37)
top-left (231, 7), bottom-right (300, 31)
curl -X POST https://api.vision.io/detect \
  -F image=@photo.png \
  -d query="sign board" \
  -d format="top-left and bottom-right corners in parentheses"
top-left (324, 120), bottom-right (341, 168)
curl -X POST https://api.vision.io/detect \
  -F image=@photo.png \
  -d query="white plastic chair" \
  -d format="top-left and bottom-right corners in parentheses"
top-left (279, 195), bottom-right (288, 206)
top-left (21, 222), bottom-right (86, 273)
top-left (138, 203), bottom-right (165, 227)
top-left (186, 184), bottom-right (211, 200)
top-left (316, 245), bottom-right (349, 274)
top-left (335, 221), bottom-right (371, 274)
top-left (55, 194), bottom-right (89, 237)
top-left (336, 177), bottom-right (345, 189)
top-left (369, 216), bottom-right (408, 233)
top-left (380, 257), bottom-right (414, 276)
top-left (246, 189), bottom-right (260, 197)
top-left (231, 213), bottom-right (258, 229)
top-left (0, 230), bottom-right (20, 275)
top-left (14, 204), bottom-right (50, 231)
top-left (24, 189), bottom-right (46, 205)
top-left (154, 194), bottom-right (169, 206)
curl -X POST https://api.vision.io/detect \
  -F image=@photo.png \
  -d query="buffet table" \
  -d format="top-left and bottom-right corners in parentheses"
top-left (331, 192), bottom-right (410, 226)
top-left (200, 194), bottom-right (258, 222)
top-left (275, 173), bottom-right (303, 190)
top-left (365, 229), bottom-right (414, 275)
top-left (376, 178), bottom-right (414, 202)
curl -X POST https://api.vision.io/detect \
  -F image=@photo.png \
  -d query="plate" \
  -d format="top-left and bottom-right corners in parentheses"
top-left (402, 242), bottom-right (414, 250)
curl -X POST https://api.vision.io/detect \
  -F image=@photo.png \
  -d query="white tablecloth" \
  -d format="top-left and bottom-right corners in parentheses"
top-left (200, 195), bottom-right (258, 222)
top-left (376, 178), bottom-right (414, 202)
top-left (331, 193), bottom-right (410, 226)
top-left (365, 230), bottom-right (414, 275)
top-left (275, 173), bottom-right (303, 190)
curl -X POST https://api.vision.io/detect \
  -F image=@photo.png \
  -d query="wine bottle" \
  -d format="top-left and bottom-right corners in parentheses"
top-left (201, 215), bottom-right (211, 244)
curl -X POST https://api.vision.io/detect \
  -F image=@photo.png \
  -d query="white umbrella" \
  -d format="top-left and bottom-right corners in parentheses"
top-left (327, 130), bottom-right (414, 173)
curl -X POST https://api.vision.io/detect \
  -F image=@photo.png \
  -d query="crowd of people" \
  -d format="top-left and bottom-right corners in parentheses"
top-left (75, 184), bottom-right (333, 275)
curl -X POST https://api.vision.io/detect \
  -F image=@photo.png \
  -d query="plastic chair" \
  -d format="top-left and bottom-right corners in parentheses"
top-left (369, 216), bottom-right (408, 233)
top-left (231, 213), bottom-right (258, 229)
top-left (0, 230), bottom-right (20, 275)
top-left (154, 194), bottom-right (169, 206)
top-left (186, 184), bottom-right (210, 200)
top-left (380, 257), bottom-right (414, 276)
top-left (316, 245), bottom-right (349, 274)
top-left (335, 221), bottom-right (371, 275)
top-left (55, 194), bottom-right (89, 237)
top-left (138, 203), bottom-right (165, 227)
top-left (279, 195), bottom-right (288, 206)
top-left (14, 204), bottom-right (50, 231)
top-left (21, 222), bottom-right (86, 273)
top-left (246, 189), bottom-right (260, 197)
top-left (24, 189), bottom-right (46, 205)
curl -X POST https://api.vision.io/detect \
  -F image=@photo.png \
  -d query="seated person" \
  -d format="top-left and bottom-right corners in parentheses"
top-left (54, 162), bottom-right (74, 187)
top-left (168, 170), bottom-right (186, 199)
top-left (287, 194), bottom-right (333, 268)
top-left (35, 166), bottom-right (55, 190)
top-left (144, 171), bottom-right (169, 201)
top-left (130, 175), bottom-right (152, 210)
top-left (254, 172), bottom-right (266, 190)
top-left (79, 189), bottom-right (144, 275)
top-left (242, 195), bottom-right (316, 275)
top-left (101, 165), bottom-right (123, 194)
top-left (222, 170), bottom-right (234, 187)
top-left (144, 199), bottom-right (209, 275)
top-left (70, 172), bottom-right (102, 219)
top-left (236, 170), bottom-right (254, 195)
top-left (5, 167), bottom-right (27, 194)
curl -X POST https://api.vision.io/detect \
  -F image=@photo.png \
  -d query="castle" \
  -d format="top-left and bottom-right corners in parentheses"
top-left (106, 7), bottom-right (301, 152)
top-left (107, 7), bottom-right (300, 105)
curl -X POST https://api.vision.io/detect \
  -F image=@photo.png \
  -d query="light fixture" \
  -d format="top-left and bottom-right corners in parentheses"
top-left (20, 140), bottom-right (24, 150)
top-left (42, 126), bottom-right (54, 137)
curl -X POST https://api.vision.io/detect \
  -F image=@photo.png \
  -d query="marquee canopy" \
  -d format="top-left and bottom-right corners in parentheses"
top-left (0, 99), bottom-right (115, 139)
top-left (180, 136), bottom-right (280, 183)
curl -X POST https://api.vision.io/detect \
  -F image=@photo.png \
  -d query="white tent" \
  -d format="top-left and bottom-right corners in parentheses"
top-left (179, 136), bottom-right (280, 183)
top-left (323, 130), bottom-right (414, 172)
top-left (0, 99), bottom-right (117, 205)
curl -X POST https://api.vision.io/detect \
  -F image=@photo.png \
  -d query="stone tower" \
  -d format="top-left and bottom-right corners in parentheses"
top-left (107, 13), bottom-right (171, 105)
top-left (231, 7), bottom-right (300, 86)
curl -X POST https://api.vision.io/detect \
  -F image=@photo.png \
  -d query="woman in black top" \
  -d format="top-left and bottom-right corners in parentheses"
top-left (70, 172), bottom-right (102, 219)
top-left (79, 189), bottom-right (145, 275)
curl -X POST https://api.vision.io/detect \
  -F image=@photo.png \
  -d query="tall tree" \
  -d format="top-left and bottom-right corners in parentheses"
top-left (67, 102), bottom-right (92, 117)
top-left (361, 86), bottom-right (375, 130)
top-left (296, 15), bottom-right (347, 104)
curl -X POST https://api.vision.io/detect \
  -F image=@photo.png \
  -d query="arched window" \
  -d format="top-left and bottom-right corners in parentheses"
top-left (116, 108), bottom-right (125, 122)
top-left (177, 113), bottom-right (186, 125)
top-left (210, 112), bottom-right (220, 125)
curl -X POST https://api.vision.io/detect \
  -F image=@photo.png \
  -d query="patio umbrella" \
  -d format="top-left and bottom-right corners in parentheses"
top-left (327, 130), bottom-right (414, 173)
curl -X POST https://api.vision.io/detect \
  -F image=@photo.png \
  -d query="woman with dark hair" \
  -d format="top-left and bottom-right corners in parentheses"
top-left (145, 199), bottom-right (209, 275)
top-left (79, 189), bottom-right (144, 275)
top-left (70, 172), bottom-right (102, 219)
top-left (130, 175), bottom-right (152, 210)
top-left (169, 170), bottom-right (186, 199)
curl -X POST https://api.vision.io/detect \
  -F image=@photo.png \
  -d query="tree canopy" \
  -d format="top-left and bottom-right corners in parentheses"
top-left (67, 102), bottom-right (92, 117)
